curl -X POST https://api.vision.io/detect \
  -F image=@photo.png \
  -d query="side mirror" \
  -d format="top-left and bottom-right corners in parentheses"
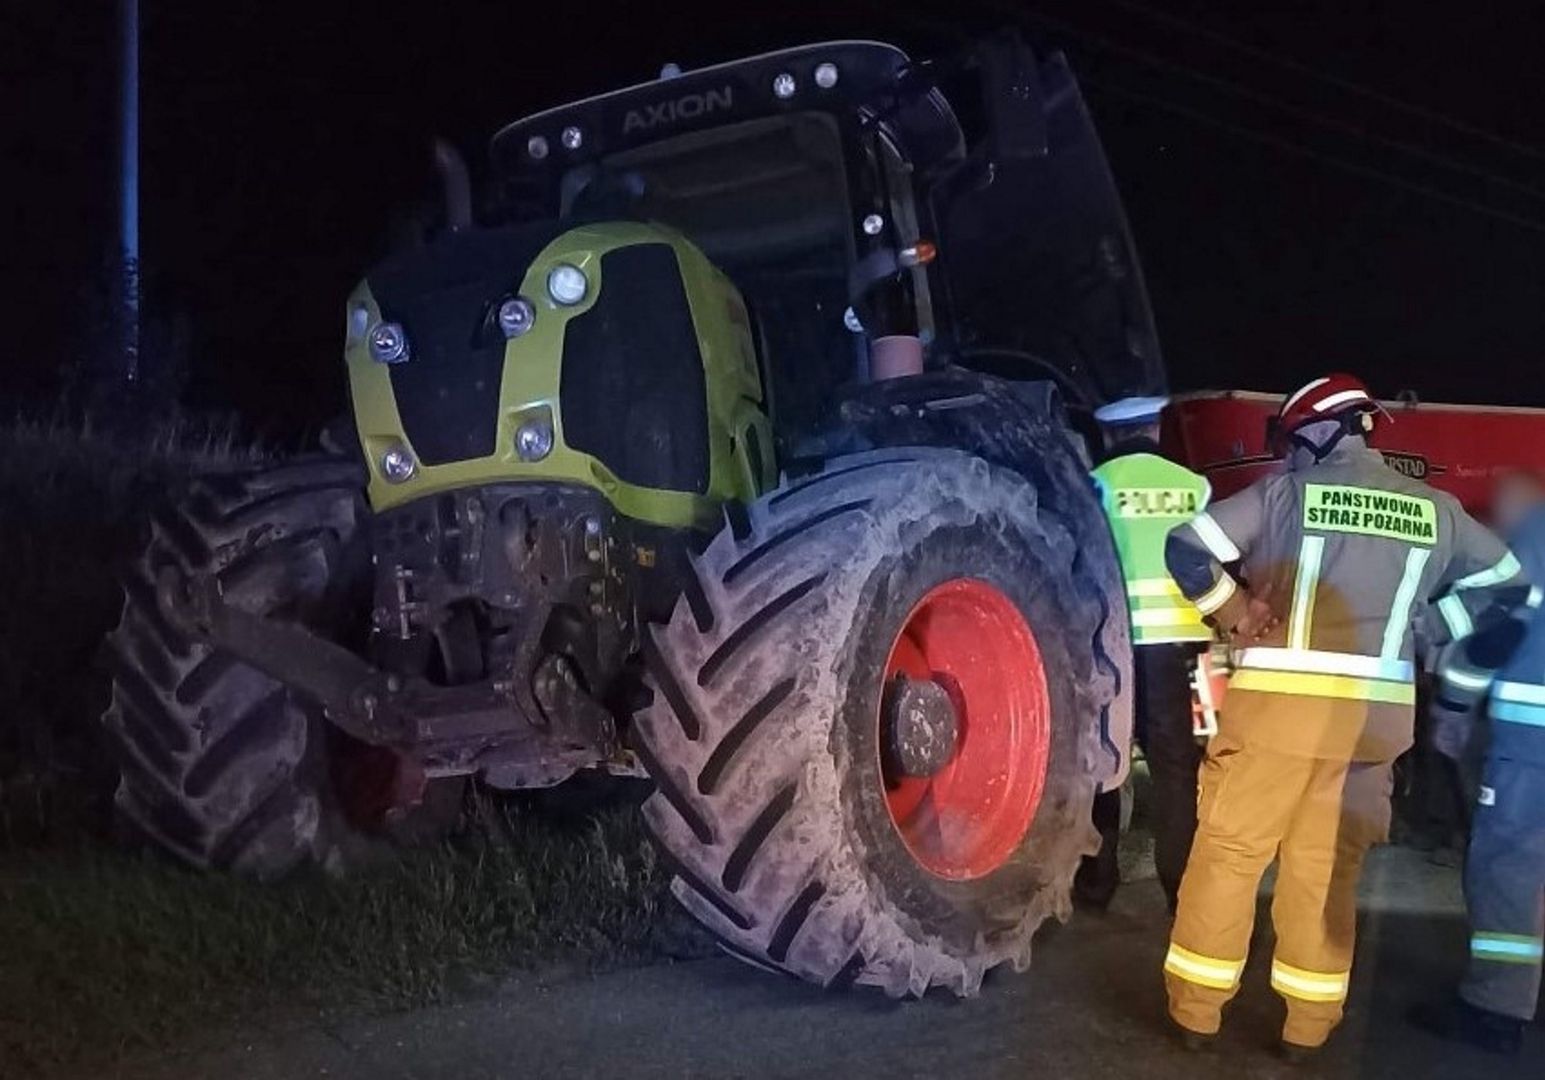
top-left (977, 31), bottom-right (1048, 161)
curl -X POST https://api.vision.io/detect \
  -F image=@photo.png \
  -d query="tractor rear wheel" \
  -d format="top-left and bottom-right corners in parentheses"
top-left (632, 448), bottom-right (1113, 996)
top-left (102, 458), bottom-right (368, 877)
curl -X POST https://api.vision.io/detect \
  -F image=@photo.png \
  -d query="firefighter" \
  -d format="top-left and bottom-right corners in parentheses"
top-left (1159, 373), bottom-right (1526, 1060)
top-left (1075, 396), bottom-right (1211, 913)
top-left (1408, 476), bottom-right (1544, 1056)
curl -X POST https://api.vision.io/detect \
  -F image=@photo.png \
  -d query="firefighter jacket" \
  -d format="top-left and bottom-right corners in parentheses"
top-left (1435, 505), bottom-right (1545, 766)
top-left (1093, 449), bottom-right (1212, 646)
top-left (1165, 441), bottom-right (1525, 762)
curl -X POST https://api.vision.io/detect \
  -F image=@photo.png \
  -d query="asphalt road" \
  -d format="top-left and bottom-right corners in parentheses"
top-left (117, 846), bottom-right (1538, 1080)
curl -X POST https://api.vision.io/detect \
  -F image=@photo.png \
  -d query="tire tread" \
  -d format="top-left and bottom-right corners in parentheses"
top-left (101, 459), bottom-right (364, 876)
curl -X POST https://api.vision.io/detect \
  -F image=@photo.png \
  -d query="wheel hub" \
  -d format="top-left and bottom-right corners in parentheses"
top-left (879, 577), bottom-right (1051, 880)
top-left (883, 675), bottom-right (960, 778)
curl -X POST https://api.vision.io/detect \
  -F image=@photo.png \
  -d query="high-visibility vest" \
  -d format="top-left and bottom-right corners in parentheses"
top-left (1093, 452), bottom-right (1212, 646)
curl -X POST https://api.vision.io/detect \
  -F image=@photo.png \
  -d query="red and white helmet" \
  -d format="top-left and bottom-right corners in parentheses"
top-left (1270, 373), bottom-right (1388, 456)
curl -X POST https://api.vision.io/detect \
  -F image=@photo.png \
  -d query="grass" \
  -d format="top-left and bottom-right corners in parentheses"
top-left (0, 800), bottom-right (701, 1076)
top-left (0, 416), bottom-right (707, 1076)
top-left (0, 413), bottom-right (264, 846)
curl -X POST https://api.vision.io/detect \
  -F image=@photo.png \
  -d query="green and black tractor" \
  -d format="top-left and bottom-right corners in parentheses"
top-left (104, 35), bottom-right (1164, 996)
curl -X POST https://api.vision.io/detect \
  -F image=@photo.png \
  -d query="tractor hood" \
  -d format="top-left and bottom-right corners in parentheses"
top-left (361, 221), bottom-right (569, 466)
top-left (344, 219), bottom-right (766, 523)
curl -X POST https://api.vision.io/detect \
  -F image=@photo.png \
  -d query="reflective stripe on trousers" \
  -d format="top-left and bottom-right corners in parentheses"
top-left (1271, 959), bottom-right (1350, 1003)
top-left (1471, 933), bottom-right (1544, 965)
top-left (1164, 944), bottom-right (1243, 991)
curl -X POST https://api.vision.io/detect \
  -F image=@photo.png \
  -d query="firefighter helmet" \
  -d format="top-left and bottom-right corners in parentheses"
top-left (1270, 373), bottom-right (1387, 457)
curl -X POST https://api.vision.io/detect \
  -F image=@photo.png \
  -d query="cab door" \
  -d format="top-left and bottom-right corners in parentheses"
top-left (931, 41), bottom-right (1167, 409)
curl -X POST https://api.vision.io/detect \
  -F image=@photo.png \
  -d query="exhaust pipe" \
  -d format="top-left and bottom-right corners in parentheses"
top-left (432, 137), bottom-right (473, 232)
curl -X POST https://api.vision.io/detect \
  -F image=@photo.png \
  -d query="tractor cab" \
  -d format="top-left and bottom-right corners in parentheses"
top-left (489, 38), bottom-right (1165, 441)
top-left (491, 42), bottom-right (950, 446)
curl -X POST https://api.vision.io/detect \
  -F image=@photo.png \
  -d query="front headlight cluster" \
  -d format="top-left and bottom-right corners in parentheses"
top-left (356, 259), bottom-right (590, 365)
top-left (353, 258), bottom-right (587, 482)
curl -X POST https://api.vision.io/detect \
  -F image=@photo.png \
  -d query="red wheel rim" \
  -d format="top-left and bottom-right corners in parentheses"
top-left (880, 578), bottom-right (1051, 880)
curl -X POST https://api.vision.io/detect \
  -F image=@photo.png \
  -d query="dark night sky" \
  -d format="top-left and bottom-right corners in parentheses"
top-left (8, 1), bottom-right (1545, 437)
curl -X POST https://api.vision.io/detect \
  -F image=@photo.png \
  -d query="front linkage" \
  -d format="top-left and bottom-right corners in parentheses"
top-left (158, 482), bottom-right (638, 790)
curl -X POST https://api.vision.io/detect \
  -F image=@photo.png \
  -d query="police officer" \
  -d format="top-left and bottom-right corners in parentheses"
top-left (1409, 477), bottom-right (1544, 1056)
top-left (1075, 396), bottom-right (1211, 913)
top-left (1160, 374), bottom-right (1526, 1059)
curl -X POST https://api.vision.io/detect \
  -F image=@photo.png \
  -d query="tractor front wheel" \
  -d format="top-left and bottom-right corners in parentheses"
top-left (632, 448), bottom-right (1112, 996)
top-left (102, 459), bottom-right (369, 877)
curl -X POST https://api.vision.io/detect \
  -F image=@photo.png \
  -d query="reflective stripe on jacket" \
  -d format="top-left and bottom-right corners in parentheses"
top-left (1093, 452), bottom-right (1212, 645)
top-left (1165, 442), bottom-right (1526, 761)
top-left (1434, 505), bottom-right (1545, 765)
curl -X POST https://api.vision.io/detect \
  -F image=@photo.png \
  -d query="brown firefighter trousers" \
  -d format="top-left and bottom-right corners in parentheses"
top-left (1163, 733), bottom-right (1393, 1048)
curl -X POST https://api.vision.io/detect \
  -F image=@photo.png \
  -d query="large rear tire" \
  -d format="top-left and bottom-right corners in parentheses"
top-left (101, 459), bottom-right (368, 877)
top-left (632, 448), bottom-right (1113, 996)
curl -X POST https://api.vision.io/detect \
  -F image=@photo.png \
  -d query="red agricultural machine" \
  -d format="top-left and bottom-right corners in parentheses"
top-left (1166, 390), bottom-right (1545, 520)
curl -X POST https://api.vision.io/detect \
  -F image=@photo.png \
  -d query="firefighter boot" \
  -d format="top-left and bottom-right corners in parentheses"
top-left (1168, 1020), bottom-right (1216, 1053)
top-left (1407, 997), bottom-right (1524, 1056)
top-left (1277, 1040), bottom-right (1322, 1066)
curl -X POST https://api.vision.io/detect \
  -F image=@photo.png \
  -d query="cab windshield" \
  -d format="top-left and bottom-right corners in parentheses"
top-left (560, 114), bottom-right (858, 436)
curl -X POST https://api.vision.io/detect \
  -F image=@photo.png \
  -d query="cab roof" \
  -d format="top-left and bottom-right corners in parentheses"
top-left (489, 41), bottom-right (959, 176)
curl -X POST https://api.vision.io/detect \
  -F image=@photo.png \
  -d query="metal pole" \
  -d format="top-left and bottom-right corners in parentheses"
top-left (120, 0), bottom-right (140, 383)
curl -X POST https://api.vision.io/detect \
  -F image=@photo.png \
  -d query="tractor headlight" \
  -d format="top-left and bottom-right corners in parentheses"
top-left (368, 321), bottom-right (410, 364)
top-left (514, 415), bottom-right (555, 461)
top-left (496, 297), bottom-right (536, 339)
top-left (814, 62), bottom-right (839, 89)
top-left (546, 264), bottom-right (588, 306)
top-left (379, 443), bottom-right (417, 483)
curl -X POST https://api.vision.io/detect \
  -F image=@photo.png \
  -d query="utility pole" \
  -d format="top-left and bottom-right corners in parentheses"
top-left (119, 0), bottom-right (140, 384)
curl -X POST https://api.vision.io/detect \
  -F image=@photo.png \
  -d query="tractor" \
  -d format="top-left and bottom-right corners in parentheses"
top-left (104, 34), bottom-right (1165, 997)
